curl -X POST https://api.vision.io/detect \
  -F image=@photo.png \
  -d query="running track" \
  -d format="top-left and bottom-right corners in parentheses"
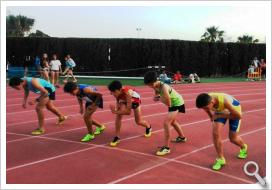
top-left (6, 81), bottom-right (266, 184)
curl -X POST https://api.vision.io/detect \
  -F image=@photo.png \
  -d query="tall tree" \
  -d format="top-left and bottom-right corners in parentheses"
top-left (6, 14), bottom-right (35, 37)
top-left (237, 35), bottom-right (259, 43)
top-left (200, 26), bottom-right (225, 42)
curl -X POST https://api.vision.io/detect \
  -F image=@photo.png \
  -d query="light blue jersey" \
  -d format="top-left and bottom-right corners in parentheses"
top-left (24, 77), bottom-right (55, 94)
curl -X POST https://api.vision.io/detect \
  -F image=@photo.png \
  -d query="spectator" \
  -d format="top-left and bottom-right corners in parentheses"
top-left (7, 60), bottom-right (10, 72)
top-left (63, 56), bottom-right (77, 83)
top-left (34, 56), bottom-right (41, 76)
top-left (189, 73), bottom-right (195, 83)
top-left (253, 57), bottom-right (260, 70)
top-left (248, 63), bottom-right (255, 74)
top-left (49, 54), bottom-right (62, 87)
top-left (260, 59), bottom-right (266, 79)
top-left (67, 54), bottom-right (76, 68)
top-left (41, 53), bottom-right (50, 81)
top-left (173, 70), bottom-right (183, 84)
top-left (23, 55), bottom-right (32, 77)
top-left (159, 70), bottom-right (172, 84)
top-left (193, 73), bottom-right (200, 83)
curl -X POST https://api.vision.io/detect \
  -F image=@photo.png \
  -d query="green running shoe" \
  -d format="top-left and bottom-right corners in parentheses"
top-left (81, 133), bottom-right (95, 142)
top-left (94, 125), bottom-right (106, 135)
top-left (212, 158), bottom-right (226, 171)
top-left (238, 144), bottom-right (248, 159)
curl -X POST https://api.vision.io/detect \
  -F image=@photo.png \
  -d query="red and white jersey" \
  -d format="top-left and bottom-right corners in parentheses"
top-left (117, 86), bottom-right (141, 104)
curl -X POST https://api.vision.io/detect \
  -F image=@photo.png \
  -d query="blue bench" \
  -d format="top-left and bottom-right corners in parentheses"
top-left (8, 66), bottom-right (39, 78)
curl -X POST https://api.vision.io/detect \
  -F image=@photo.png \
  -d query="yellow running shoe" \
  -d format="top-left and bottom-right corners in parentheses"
top-left (31, 128), bottom-right (45, 135)
top-left (156, 146), bottom-right (170, 156)
top-left (56, 116), bottom-right (68, 125)
top-left (110, 136), bottom-right (120, 147)
top-left (144, 126), bottom-right (152, 137)
top-left (212, 157), bottom-right (226, 171)
top-left (94, 125), bottom-right (106, 135)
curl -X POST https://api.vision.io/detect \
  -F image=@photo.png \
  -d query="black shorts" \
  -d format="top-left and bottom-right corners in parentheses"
top-left (85, 97), bottom-right (103, 109)
top-left (132, 102), bottom-right (140, 109)
top-left (44, 87), bottom-right (55, 100)
top-left (168, 104), bottom-right (185, 113)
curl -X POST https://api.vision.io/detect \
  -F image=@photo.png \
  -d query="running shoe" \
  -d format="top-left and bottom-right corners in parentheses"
top-left (212, 157), bottom-right (226, 171)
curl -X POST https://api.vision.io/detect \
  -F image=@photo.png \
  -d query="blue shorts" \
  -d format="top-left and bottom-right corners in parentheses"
top-left (214, 118), bottom-right (241, 132)
top-left (214, 99), bottom-right (242, 132)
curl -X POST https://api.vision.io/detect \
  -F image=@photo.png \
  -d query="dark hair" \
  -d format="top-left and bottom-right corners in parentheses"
top-left (108, 80), bottom-right (122, 92)
top-left (144, 71), bottom-right (157, 84)
top-left (9, 77), bottom-right (23, 87)
top-left (64, 82), bottom-right (78, 93)
top-left (196, 93), bottom-right (212, 108)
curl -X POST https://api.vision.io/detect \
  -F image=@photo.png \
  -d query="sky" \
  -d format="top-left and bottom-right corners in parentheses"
top-left (6, 3), bottom-right (268, 42)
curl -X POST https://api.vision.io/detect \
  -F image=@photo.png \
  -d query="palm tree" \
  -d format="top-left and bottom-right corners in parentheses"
top-left (200, 26), bottom-right (225, 42)
top-left (237, 35), bottom-right (259, 43)
top-left (6, 14), bottom-right (35, 37)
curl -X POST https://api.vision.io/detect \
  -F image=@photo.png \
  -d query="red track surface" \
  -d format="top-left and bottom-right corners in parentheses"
top-left (6, 81), bottom-right (266, 184)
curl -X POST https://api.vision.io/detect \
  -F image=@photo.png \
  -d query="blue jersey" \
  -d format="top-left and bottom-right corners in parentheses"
top-left (24, 77), bottom-right (55, 95)
top-left (77, 84), bottom-right (98, 103)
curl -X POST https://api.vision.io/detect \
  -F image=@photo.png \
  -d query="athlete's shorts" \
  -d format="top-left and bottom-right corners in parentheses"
top-left (85, 96), bottom-right (103, 109)
top-left (168, 104), bottom-right (185, 113)
top-left (214, 99), bottom-right (242, 132)
top-left (44, 87), bottom-right (55, 100)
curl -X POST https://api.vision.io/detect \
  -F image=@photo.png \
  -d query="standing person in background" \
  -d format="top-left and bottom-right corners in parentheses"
top-left (41, 53), bottom-right (50, 81)
top-left (63, 55), bottom-right (77, 83)
top-left (260, 59), bottom-right (266, 79)
top-left (49, 54), bottom-right (62, 88)
top-left (23, 55), bottom-right (31, 77)
top-left (252, 57), bottom-right (260, 70)
top-left (34, 55), bottom-right (41, 77)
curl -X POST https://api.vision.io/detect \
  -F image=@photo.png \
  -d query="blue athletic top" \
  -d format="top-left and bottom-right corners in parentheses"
top-left (77, 84), bottom-right (98, 102)
top-left (23, 77), bottom-right (55, 94)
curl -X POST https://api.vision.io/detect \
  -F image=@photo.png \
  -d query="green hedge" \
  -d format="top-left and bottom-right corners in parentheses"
top-left (7, 37), bottom-right (266, 77)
